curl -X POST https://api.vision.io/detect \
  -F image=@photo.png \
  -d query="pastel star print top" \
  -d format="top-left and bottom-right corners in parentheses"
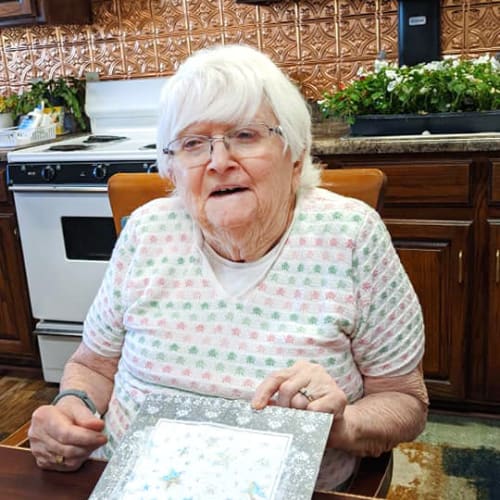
top-left (84, 187), bottom-right (424, 490)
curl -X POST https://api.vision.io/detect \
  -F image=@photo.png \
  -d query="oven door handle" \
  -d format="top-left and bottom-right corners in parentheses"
top-left (9, 185), bottom-right (108, 193)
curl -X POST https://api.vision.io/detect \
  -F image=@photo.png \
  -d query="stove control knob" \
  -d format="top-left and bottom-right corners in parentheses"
top-left (93, 164), bottom-right (107, 180)
top-left (41, 166), bottom-right (56, 182)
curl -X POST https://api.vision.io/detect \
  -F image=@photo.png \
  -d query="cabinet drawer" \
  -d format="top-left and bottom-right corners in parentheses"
top-left (490, 162), bottom-right (500, 203)
top-left (377, 162), bottom-right (471, 205)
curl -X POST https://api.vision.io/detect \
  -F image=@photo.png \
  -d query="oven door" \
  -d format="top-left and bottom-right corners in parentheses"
top-left (12, 186), bottom-right (116, 323)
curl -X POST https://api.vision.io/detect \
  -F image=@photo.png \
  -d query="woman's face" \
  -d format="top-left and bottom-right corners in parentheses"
top-left (169, 105), bottom-right (302, 239)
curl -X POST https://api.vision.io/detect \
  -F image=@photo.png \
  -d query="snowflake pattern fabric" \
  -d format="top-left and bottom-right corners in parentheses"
top-left (84, 187), bottom-right (424, 490)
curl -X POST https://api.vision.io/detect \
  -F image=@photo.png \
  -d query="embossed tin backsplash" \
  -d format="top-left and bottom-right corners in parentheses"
top-left (0, 0), bottom-right (498, 100)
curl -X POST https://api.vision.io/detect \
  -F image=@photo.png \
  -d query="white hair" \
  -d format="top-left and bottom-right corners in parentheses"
top-left (156, 44), bottom-right (321, 190)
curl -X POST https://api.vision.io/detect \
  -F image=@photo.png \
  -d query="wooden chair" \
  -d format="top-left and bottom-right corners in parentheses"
top-left (108, 168), bottom-right (387, 236)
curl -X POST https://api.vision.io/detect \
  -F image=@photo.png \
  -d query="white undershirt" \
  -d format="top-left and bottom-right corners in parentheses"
top-left (201, 225), bottom-right (292, 296)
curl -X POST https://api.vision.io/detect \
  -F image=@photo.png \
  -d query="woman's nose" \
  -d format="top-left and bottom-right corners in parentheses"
top-left (207, 139), bottom-right (233, 172)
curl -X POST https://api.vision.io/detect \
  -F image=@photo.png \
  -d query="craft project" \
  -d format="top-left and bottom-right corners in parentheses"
top-left (90, 393), bottom-right (333, 500)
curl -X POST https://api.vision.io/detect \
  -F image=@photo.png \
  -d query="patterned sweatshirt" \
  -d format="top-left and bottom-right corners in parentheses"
top-left (83, 187), bottom-right (424, 489)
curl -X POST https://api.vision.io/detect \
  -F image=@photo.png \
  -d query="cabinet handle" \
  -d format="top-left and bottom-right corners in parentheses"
top-left (458, 250), bottom-right (463, 284)
top-left (496, 249), bottom-right (500, 284)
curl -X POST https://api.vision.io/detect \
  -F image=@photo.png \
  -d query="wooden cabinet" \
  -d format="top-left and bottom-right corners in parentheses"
top-left (319, 151), bottom-right (500, 411)
top-left (0, 164), bottom-right (38, 369)
top-left (486, 221), bottom-right (500, 401)
top-left (0, 0), bottom-right (91, 26)
top-left (485, 161), bottom-right (500, 402)
top-left (387, 219), bottom-right (471, 400)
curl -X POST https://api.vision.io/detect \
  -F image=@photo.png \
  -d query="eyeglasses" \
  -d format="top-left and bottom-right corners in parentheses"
top-left (163, 122), bottom-right (283, 169)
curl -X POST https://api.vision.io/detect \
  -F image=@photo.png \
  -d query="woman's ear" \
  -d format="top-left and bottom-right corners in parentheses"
top-left (291, 152), bottom-right (305, 191)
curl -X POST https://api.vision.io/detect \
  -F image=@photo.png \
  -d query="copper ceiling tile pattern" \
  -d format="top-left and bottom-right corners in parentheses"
top-left (378, 10), bottom-right (398, 58)
top-left (258, 2), bottom-right (298, 25)
top-left (150, 0), bottom-right (187, 37)
top-left (91, 40), bottom-right (127, 77)
top-left (298, 1), bottom-right (336, 22)
top-left (299, 20), bottom-right (338, 63)
top-left (222, 28), bottom-right (260, 48)
top-left (0, 0), bottom-right (498, 99)
top-left (27, 25), bottom-right (60, 48)
top-left (60, 43), bottom-right (94, 77)
top-left (188, 30), bottom-right (225, 53)
top-left (122, 37), bottom-right (159, 76)
top-left (31, 45), bottom-right (64, 80)
top-left (221, 0), bottom-right (258, 29)
top-left (466, 3), bottom-right (500, 50)
top-left (185, 0), bottom-right (224, 33)
top-left (91, 0), bottom-right (122, 42)
top-left (379, 0), bottom-right (398, 13)
top-left (298, 62), bottom-right (339, 98)
top-left (57, 25), bottom-right (93, 47)
top-left (338, 59), bottom-right (366, 86)
top-left (260, 22), bottom-right (300, 64)
top-left (155, 36), bottom-right (190, 74)
top-left (1, 27), bottom-right (31, 51)
top-left (118, 0), bottom-right (156, 38)
top-left (441, 6), bottom-right (466, 52)
top-left (3, 48), bottom-right (34, 89)
top-left (338, 0), bottom-right (377, 17)
top-left (338, 14), bottom-right (379, 61)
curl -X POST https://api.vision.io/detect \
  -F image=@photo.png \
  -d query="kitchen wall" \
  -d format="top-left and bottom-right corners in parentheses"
top-left (0, 0), bottom-right (498, 100)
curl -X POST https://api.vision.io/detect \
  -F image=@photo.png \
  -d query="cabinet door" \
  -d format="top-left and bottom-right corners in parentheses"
top-left (0, 0), bottom-right (36, 18)
top-left (0, 0), bottom-right (91, 26)
top-left (486, 221), bottom-right (500, 401)
top-left (386, 219), bottom-right (472, 401)
top-left (0, 212), bottom-right (38, 363)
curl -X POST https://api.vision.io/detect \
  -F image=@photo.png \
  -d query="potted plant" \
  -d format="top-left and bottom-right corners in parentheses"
top-left (0, 92), bottom-right (19, 128)
top-left (13, 77), bottom-right (89, 133)
top-left (318, 54), bottom-right (500, 136)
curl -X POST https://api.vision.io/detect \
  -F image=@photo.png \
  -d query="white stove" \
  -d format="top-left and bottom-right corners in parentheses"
top-left (8, 132), bottom-right (157, 163)
top-left (7, 76), bottom-right (168, 382)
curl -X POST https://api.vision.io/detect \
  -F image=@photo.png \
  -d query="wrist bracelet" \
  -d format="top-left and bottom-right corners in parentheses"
top-left (52, 389), bottom-right (100, 418)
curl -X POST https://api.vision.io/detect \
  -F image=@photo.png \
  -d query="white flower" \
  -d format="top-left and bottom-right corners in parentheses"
top-left (385, 69), bottom-right (398, 80)
top-left (423, 60), bottom-right (444, 71)
top-left (356, 66), bottom-right (367, 77)
top-left (472, 54), bottom-right (492, 65)
top-left (374, 59), bottom-right (388, 73)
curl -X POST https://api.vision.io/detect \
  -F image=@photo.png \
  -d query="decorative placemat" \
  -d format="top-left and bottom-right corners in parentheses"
top-left (90, 393), bottom-right (333, 500)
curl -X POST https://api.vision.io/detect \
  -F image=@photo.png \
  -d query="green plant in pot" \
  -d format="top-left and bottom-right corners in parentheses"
top-left (14, 77), bottom-right (89, 133)
top-left (0, 92), bottom-right (19, 128)
top-left (318, 54), bottom-right (500, 136)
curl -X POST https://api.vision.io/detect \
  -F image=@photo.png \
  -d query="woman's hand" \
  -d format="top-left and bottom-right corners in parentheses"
top-left (251, 360), bottom-right (348, 416)
top-left (29, 398), bottom-right (107, 471)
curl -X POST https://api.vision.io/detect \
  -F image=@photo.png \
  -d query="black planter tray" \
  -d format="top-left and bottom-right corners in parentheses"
top-left (351, 110), bottom-right (500, 136)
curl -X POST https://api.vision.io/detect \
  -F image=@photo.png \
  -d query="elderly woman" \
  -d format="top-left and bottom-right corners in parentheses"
top-left (29, 44), bottom-right (428, 491)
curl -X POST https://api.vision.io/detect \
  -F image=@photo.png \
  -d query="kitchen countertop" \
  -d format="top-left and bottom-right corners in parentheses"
top-left (3, 132), bottom-right (499, 162)
top-left (312, 132), bottom-right (500, 155)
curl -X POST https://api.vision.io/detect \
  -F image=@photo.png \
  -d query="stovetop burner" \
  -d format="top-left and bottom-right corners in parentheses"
top-left (48, 144), bottom-right (90, 152)
top-left (83, 135), bottom-right (128, 143)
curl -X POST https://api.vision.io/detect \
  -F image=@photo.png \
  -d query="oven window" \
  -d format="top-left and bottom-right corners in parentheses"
top-left (61, 217), bottom-right (117, 261)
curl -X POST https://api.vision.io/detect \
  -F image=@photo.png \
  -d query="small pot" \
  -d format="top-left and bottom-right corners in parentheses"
top-left (0, 112), bottom-right (14, 129)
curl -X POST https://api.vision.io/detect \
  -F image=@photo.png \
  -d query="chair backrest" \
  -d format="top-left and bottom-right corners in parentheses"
top-left (108, 168), bottom-right (387, 235)
top-left (320, 168), bottom-right (386, 212)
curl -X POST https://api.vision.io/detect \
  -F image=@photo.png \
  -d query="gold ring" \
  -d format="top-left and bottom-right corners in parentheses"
top-left (298, 387), bottom-right (314, 402)
top-left (55, 455), bottom-right (65, 465)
